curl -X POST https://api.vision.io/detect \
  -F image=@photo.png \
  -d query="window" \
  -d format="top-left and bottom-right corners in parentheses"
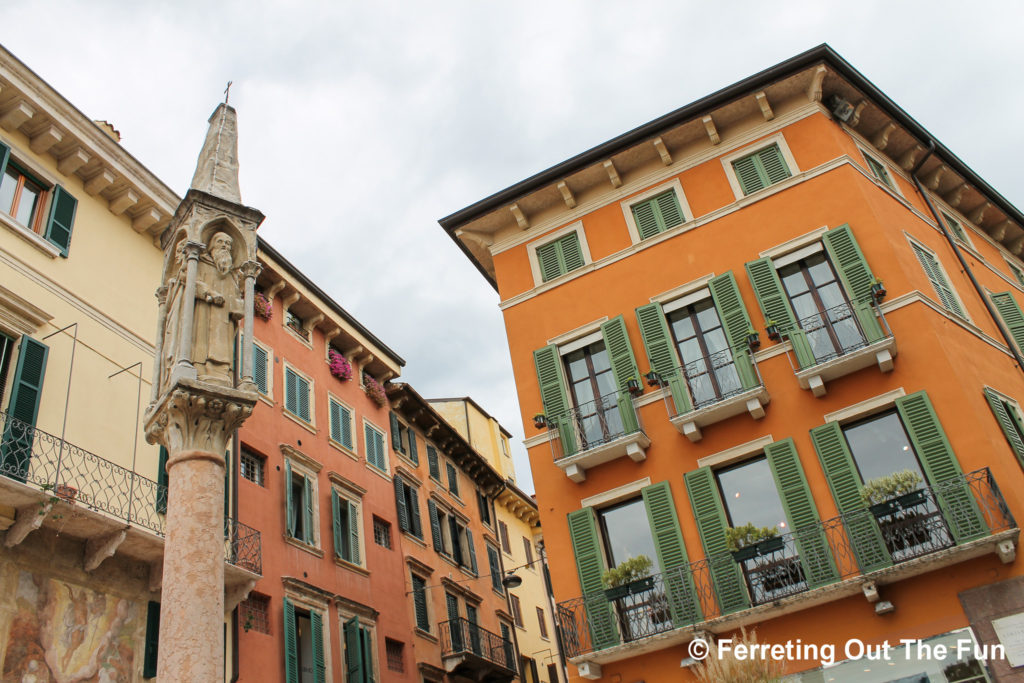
top-left (143, 601), bottom-right (159, 678)
top-left (393, 476), bottom-right (422, 539)
top-left (373, 516), bottom-right (392, 549)
top-left (285, 460), bottom-right (317, 546)
top-left (428, 500), bottom-right (478, 573)
top-left (498, 520), bottom-right (511, 554)
top-left (863, 152), bottom-right (896, 191)
top-left (411, 574), bottom-right (430, 631)
top-left (476, 490), bottom-right (492, 527)
top-left (390, 412), bottom-right (419, 464)
top-left (2, 335), bottom-right (49, 482)
top-left (0, 142), bottom-right (78, 256)
top-left (522, 537), bottom-right (534, 565)
top-left (536, 231), bottom-right (585, 282)
top-left (536, 607), bottom-right (548, 639)
top-left (445, 461), bottom-right (460, 497)
top-left (940, 211), bottom-right (970, 244)
top-left (331, 488), bottom-right (362, 565)
top-left (510, 594), bottom-right (523, 627)
top-left (732, 143), bottom-right (791, 195)
top-left (329, 397), bottom-right (354, 450)
top-left (597, 497), bottom-right (661, 576)
top-left (251, 340), bottom-right (270, 395)
top-left (284, 365), bottom-right (312, 423)
top-left (426, 444), bottom-right (441, 480)
top-left (666, 296), bottom-right (743, 407)
top-left (0, 332), bottom-right (13, 409)
top-left (990, 291), bottom-right (1024, 355)
top-left (239, 448), bottom-right (265, 486)
top-left (364, 422), bottom-right (388, 472)
top-left (284, 309), bottom-right (308, 340)
top-left (910, 240), bottom-right (967, 318)
top-left (842, 411), bottom-right (925, 485)
top-left (563, 340), bottom-right (622, 449)
top-left (630, 189), bottom-right (685, 240)
top-left (240, 593), bottom-right (270, 634)
top-left (548, 663), bottom-right (560, 683)
top-left (283, 598), bottom-right (327, 683)
top-left (487, 543), bottom-right (503, 594)
top-left (1005, 257), bottom-right (1024, 288)
top-left (385, 638), bottom-right (405, 673)
top-left (342, 615), bottom-right (374, 683)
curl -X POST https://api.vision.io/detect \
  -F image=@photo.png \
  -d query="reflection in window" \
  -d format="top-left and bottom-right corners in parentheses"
top-left (564, 341), bottom-right (623, 448)
top-left (598, 498), bottom-right (659, 572)
top-left (842, 411), bottom-right (923, 483)
top-left (779, 252), bottom-right (865, 363)
top-left (668, 298), bottom-right (741, 407)
top-left (0, 164), bottom-right (44, 229)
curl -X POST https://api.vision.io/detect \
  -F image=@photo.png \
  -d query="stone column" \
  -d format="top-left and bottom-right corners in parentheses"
top-left (171, 241), bottom-right (205, 385)
top-left (239, 260), bottom-right (261, 387)
top-left (150, 285), bottom-right (168, 404)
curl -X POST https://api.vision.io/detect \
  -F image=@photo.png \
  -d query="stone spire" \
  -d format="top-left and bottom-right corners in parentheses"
top-left (189, 103), bottom-right (242, 204)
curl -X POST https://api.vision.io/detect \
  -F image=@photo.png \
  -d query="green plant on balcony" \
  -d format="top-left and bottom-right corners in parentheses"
top-left (601, 554), bottom-right (654, 599)
top-left (764, 320), bottom-right (781, 341)
top-left (859, 470), bottom-right (923, 509)
top-left (726, 523), bottom-right (781, 561)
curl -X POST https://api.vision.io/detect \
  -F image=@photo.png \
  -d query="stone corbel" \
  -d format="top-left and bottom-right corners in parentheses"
top-left (57, 147), bottom-right (91, 176)
top-left (459, 230), bottom-right (494, 252)
top-left (84, 169), bottom-right (116, 196)
top-left (899, 145), bottom-right (923, 171)
top-left (323, 327), bottom-right (342, 347)
top-left (510, 203), bottom-right (529, 230)
top-left (344, 345), bottom-right (363, 362)
top-left (968, 202), bottom-right (991, 225)
top-left (379, 369), bottom-right (395, 382)
top-left (1011, 235), bottom-right (1024, 256)
top-left (0, 99), bottom-right (35, 131)
top-left (29, 124), bottom-right (63, 154)
top-left (944, 183), bottom-right (968, 208)
top-left (603, 160), bottom-right (622, 188)
top-left (849, 99), bottom-right (868, 128)
top-left (281, 291), bottom-right (300, 310)
top-left (806, 65), bottom-right (827, 102)
top-left (303, 312), bottom-right (324, 335)
top-left (4, 503), bottom-right (51, 547)
top-left (872, 122), bottom-right (897, 151)
top-left (84, 530), bottom-right (127, 572)
top-left (109, 188), bottom-right (140, 215)
top-left (988, 220), bottom-right (1011, 242)
top-left (923, 164), bottom-right (947, 191)
top-left (132, 208), bottom-right (162, 234)
top-left (265, 280), bottom-right (287, 299)
top-left (557, 181), bottom-right (576, 209)
top-left (754, 92), bottom-right (773, 121)
top-left (225, 579), bottom-right (257, 615)
top-left (652, 137), bottom-right (672, 165)
top-left (701, 116), bottom-right (720, 145)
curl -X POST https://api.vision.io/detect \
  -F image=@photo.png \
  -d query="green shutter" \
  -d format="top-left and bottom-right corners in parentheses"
top-left (635, 302), bottom-right (691, 415)
top-left (809, 422), bottom-right (892, 572)
top-left (253, 343), bottom-right (268, 394)
top-left (561, 232), bottom-right (585, 272)
top-left (655, 190), bottom-right (684, 229)
top-left (0, 140), bottom-right (9, 177)
top-left (984, 388), bottom-right (1024, 468)
top-left (895, 392), bottom-right (988, 543)
top-left (156, 446), bottom-right (168, 514)
top-left (296, 375), bottom-right (310, 421)
top-left (330, 400), bottom-right (342, 443)
top-left (537, 241), bottom-right (563, 282)
top-left (684, 468), bottom-right (750, 614)
top-left (390, 412), bottom-right (401, 451)
top-left (143, 601), bottom-right (160, 678)
top-left (332, 489), bottom-right (344, 559)
top-left (708, 271), bottom-right (759, 390)
top-left (488, 545), bottom-right (502, 592)
top-left (759, 145), bottom-right (792, 184)
top-left (360, 625), bottom-right (374, 683)
top-left (348, 501), bottom-right (360, 565)
top-left (534, 345), bottom-right (577, 456)
top-left (393, 476), bottom-right (408, 532)
top-left (466, 528), bottom-right (478, 574)
top-left (285, 368), bottom-right (297, 414)
top-left (302, 474), bottom-right (314, 544)
top-left (600, 316), bottom-right (641, 434)
top-left (823, 224), bottom-right (884, 342)
top-left (407, 430), bottom-right (418, 464)
top-left (428, 499), bottom-right (442, 551)
top-left (408, 485), bottom-right (422, 538)
top-left (991, 292), bottom-right (1024, 354)
top-left (44, 185), bottom-right (77, 256)
top-left (764, 439), bottom-right (838, 587)
top-left (641, 481), bottom-right (703, 626)
top-left (340, 405), bottom-right (353, 449)
top-left (344, 615), bottom-right (363, 682)
top-left (632, 199), bottom-right (661, 239)
top-left (538, 232), bottom-right (586, 282)
top-left (311, 609), bottom-right (326, 683)
top-left (566, 508), bottom-right (619, 649)
top-left (1, 335), bottom-right (48, 480)
top-left (632, 190), bottom-right (684, 239)
top-left (745, 257), bottom-right (815, 368)
top-left (412, 575), bottom-right (428, 629)
top-left (285, 460), bottom-right (295, 537)
top-left (427, 445), bottom-right (440, 479)
top-left (733, 154), bottom-right (764, 195)
top-left (284, 598), bottom-right (298, 683)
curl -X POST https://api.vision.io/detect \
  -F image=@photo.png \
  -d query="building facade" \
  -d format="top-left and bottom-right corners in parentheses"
top-left (441, 46), bottom-right (1024, 682)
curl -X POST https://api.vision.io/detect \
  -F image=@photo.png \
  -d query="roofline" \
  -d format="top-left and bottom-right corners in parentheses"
top-left (427, 395), bottom-right (515, 438)
top-left (257, 237), bottom-right (406, 367)
top-left (438, 43), bottom-right (1024, 290)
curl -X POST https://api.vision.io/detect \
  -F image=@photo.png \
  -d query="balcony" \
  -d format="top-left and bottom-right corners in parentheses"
top-left (658, 345), bottom-right (769, 442)
top-left (556, 469), bottom-right (1016, 678)
top-left (0, 411), bottom-right (261, 586)
top-left (782, 299), bottom-right (896, 397)
top-left (439, 617), bottom-right (517, 682)
top-left (544, 390), bottom-right (650, 483)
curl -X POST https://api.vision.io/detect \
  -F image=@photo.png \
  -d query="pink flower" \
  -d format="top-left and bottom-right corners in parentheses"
top-left (363, 373), bottom-right (386, 405)
top-left (327, 349), bottom-right (353, 381)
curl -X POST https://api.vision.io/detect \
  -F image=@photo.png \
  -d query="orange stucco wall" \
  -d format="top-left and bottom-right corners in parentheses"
top-left (495, 109), bottom-right (1024, 681)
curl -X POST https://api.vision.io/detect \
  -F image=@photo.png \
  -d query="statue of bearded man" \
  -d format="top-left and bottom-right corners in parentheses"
top-left (192, 231), bottom-right (243, 387)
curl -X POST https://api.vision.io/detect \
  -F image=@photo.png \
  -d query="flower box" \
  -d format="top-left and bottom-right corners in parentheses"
top-left (54, 484), bottom-right (78, 503)
top-left (869, 489), bottom-right (927, 518)
top-left (603, 576), bottom-right (655, 601)
top-left (731, 535), bottom-right (784, 562)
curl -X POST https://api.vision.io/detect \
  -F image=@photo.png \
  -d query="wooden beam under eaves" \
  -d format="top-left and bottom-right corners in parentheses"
top-left (754, 92), bottom-right (773, 121)
top-left (557, 181), bottom-right (576, 209)
top-left (603, 160), bottom-right (622, 188)
top-left (701, 116), bottom-right (720, 145)
top-left (652, 137), bottom-right (672, 165)
top-left (510, 203), bottom-right (529, 230)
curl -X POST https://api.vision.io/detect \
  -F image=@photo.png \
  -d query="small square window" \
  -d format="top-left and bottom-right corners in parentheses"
top-left (373, 516), bottom-right (392, 549)
top-left (240, 448), bottom-right (265, 486)
top-left (241, 593), bottom-right (270, 634)
top-left (284, 309), bottom-right (309, 340)
top-left (385, 638), bottom-right (405, 672)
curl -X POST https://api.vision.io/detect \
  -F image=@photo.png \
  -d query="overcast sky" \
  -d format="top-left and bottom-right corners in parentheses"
top-left (3, 2), bottom-right (1022, 493)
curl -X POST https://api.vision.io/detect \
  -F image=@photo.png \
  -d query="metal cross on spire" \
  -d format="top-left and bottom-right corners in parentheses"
top-left (224, 80), bottom-right (233, 104)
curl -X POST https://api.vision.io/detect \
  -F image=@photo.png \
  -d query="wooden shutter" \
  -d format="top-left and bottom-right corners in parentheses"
top-left (560, 232), bottom-right (585, 272)
top-left (449, 516), bottom-right (463, 565)
top-left (745, 257), bottom-right (814, 368)
top-left (733, 154), bottom-right (764, 195)
top-left (412, 575), bottom-right (428, 629)
top-left (302, 475), bottom-right (314, 544)
top-left (641, 481), bottom-right (703, 626)
top-left (252, 343), bottom-right (268, 394)
top-left (0, 140), bottom-right (9, 177)
top-left (156, 446), bottom-right (169, 514)
top-left (533, 345), bottom-right (576, 456)
top-left (427, 445), bottom-right (440, 478)
top-left (284, 598), bottom-right (298, 683)
top-left (332, 489), bottom-right (345, 559)
top-left (759, 144), bottom-right (792, 184)
top-left (683, 468), bottom-right (750, 614)
top-left (537, 232), bottom-right (585, 282)
top-left (466, 528), bottom-right (478, 574)
top-left (566, 508), bottom-right (619, 649)
top-left (390, 412), bottom-right (401, 451)
top-left (393, 476), bottom-right (409, 532)
top-left (143, 601), bottom-right (160, 678)
top-left (44, 185), bottom-right (77, 256)
top-left (764, 439), bottom-right (838, 587)
top-left (428, 499), bottom-right (443, 551)
top-left (408, 485), bottom-right (422, 537)
top-left (632, 190), bottom-right (684, 239)
top-left (407, 430), bottom-right (418, 464)
top-left (823, 224), bottom-right (884, 342)
top-left (991, 292), bottom-right (1024, 354)
top-left (895, 392), bottom-right (988, 543)
top-left (600, 316), bottom-right (641, 434)
top-left (654, 190), bottom-right (684, 229)
top-left (311, 610), bottom-right (326, 683)
top-left (348, 500), bottom-right (360, 565)
top-left (984, 388), bottom-right (1024, 467)
top-left (339, 405), bottom-right (352, 449)
top-left (1, 336), bottom-right (48, 480)
top-left (296, 375), bottom-right (310, 421)
top-left (913, 244), bottom-right (966, 317)
top-left (330, 400), bottom-right (344, 444)
top-left (809, 422), bottom-right (892, 572)
top-left (537, 241), bottom-right (563, 282)
top-left (285, 460), bottom-right (295, 537)
top-left (344, 615), bottom-right (364, 682)
top-left (708, 271), bottom-right (759, 390)
top-left (635, 302), bottom-right (691, 414)
top-left (631, 199), bottom-right (661, 240)
top-left (285, 368), bottom-right (298, 414)
top-left (359, 624), bottom-right (374, 683)
top-left (488, 545), bottom-right (502, 592)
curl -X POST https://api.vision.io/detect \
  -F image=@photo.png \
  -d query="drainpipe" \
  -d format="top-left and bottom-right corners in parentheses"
top-left (909, 141), bottom-right (1024, 373)
top-left (538, 540), bottom-right (569, 682)
top-left (230, 429), bottom-right (240, 682)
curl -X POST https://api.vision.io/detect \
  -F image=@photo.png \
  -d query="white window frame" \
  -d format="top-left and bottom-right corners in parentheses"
top-left (721, 132), bottom-right (800, 201)
top-left (327, 393), bottom-right (356, 454)
top-left (620, 178), bottom-right (693, 245)
top-left (282, 361), bottom-right (315, 426)
top-left (859, 148), bottom-right (903, 197)
top-left (363, 419), bottom-right (389, 474)
top-left (284, 452), bottom-right (322, 549)
top-left (937, 208), bottom-right (975, 250)
top-left (526, 221), bottom-right (593, 288)
top-left (330, 478), bottom-right (366, 569)
top-left (1004, 255), bottom-right (1024, 290)
top-left (906, 234), bottom-right (971, 321)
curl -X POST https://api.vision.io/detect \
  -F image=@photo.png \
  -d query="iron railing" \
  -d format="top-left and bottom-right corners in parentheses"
top-left (653, 342), bottom-right (765, 419)
top-left (0, 410), bottom-right (261, 573)
top-left (547, 389), bottom-right (643, 461)
top-left (781, 298), bottom-right (892, 371)
top-left (439, 617), bottom-right (516, 673)
top-left (556, 468), bottom-right (1013, 658)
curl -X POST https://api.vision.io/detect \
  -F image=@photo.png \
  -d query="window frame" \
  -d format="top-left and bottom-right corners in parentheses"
top-left (283, 595), bottom-right (332, 683)
top-left (938, 210), bottom-right (974, 249)
top-left (373, 515), bottom-right (393, 549)
top-left (860, 149), bottom-right (902, 196)
top-left (906, 235), bottom-right (970, 321)
top-left (239, 447), bottom-right (266, 487)
top-left (0, 139), bottom-right (75, 257)
top-left (1004, 256), bottom-right (1024, 290)
top-left (721, 133), bottom-right (799, 200)
top-left (284, 456), bottom-right (321, 549)
top-left (536, 606), bottom-right (549, 640)
top-left (330, 481), bottom-right (365, 568)
top-left (620, 178), bottom-right (692, 244)
top-left (251, 338), bottom-right (273, 398)
top-left (282, 361), bottom-right (315, 426)
top-left (527, 221), bottom-right (593, 288)
top-left (363, 419), bottom-right (389, 473)
top-left (509, 593), bottom-right (524, 628)
top-left (328, 393), bottom-right (356, 454)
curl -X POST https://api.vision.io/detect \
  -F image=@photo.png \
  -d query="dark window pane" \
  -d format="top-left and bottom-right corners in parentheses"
top-left (843, 411), bottom-right (923, 483)
top-left (716, 458), bottom-right (789, 533)
top-left (598, 498), bottom-right (659, 572)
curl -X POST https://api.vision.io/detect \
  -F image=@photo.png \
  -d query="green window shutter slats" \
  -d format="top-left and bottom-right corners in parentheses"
top-left (708, 271), bottom-right (759, 390)
top-left (641, 481), bottom-right (703, 626)
top-left (156, 446), bottom-right (168, 514)
top-left (537, 241), bottom-right (562, 282)
top-left (984, 388), bottom-right (1024, 467)
top-left (561, 232), bottom-right (585, 272)
top-left (991, 291), bottom-right (1024, 354)
top-left (310, 610), bottom-right (326, 683)
top-left (0, 140), bottom-right (9, 177)
top-left (822, 224), bottom-right (876, 303)
top-left (809, 422), bottom-right (892, 572)
top-left (344, 615), bottom-right (364, 682)
top-left (302, 475), bottom-right (314, 544)
top-left (390, 412), bottom-right (401, 451)
top-left (143, 601), bottom-right (160, 678)
top-left (408, 485), bottom-right (422, 537)
top-left (428, 499), bottom-right (442, 552)
top-left (296, 375), bottom-right (310, 421)
top-left (407, 430), bottom-right (418, 464)
top-left (285, 368), bottom-right (298, 414)
top-left (44, 185), bottom-right (77, 256)
top-left (348, 500), bottom-right (360, 565)
top-left (733, 155), bottom-right (763, 195)
top-left (488, 545), bottom-right (502, 592)
top-left (567, 507), bottom-right (619, 649)
top-left (427, 445), bottom-right (440, 479)
top-left (913, 243), bottom-right (965, 317)
top-left (760, 145), bottom-right (792, 184)
top-left (635, 302), bottom-right (691, 414)
top-left (631, 190), bottom-right (684, 240)
top-left (393, 476), bottom-right (409, 533)
top-left (285, 460), bottom-right (296, 537)
top-left (330, 400), bottom-right (343, 444)
top-left (332, 489), bottom-right (345, 559)
top-left (631, 199), bottom-right (661, 240)
top-left (764, 439), bottom-right (838, 588)
top-left (895, 391), bottom-right (988, 543)
top-left (655, 190), bottom-right (684, 229)
top-left (745, 257), bottom-right (798, 330)
top-left (466, 528), bottom-right (478, 574)
top-left (599, 316), bottom-right (640, 392)
top-left (533, 345), bottom-right (577, 456)
top-left (537, 232), bottom-right (586, 282)
top-left (284, 597), bottom-right (298, 683)
top-left (683, 468), bottom-right (750, 614)
top-left (733, 145), bottom-right (790, 195)
top-left (412, 575), bottom-right (429, 630)
top-left (359, 625), bottom-right (373, 683)
top-left (252, 343), bottom-right (268, 394)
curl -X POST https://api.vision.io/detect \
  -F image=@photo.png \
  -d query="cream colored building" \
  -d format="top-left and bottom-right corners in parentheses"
top-left (430, 397), bottom-right (564, 683)
top-left (0, 43), bottom-right (260, 681)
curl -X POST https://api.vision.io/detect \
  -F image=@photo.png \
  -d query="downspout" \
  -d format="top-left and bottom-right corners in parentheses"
top-left (909, 141), bottom-right (1024, 372)
top-left (230, 430), bottom-right (240, 682)
top-left (539, 540), bottom-right (569, 682)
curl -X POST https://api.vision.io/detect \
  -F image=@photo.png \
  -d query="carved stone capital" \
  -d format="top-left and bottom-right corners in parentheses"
top-left (145, 377), bottom-right (256, 456)
top-left (155, 285), bottom-right (169, 305)
top-left (239, 260), bottom-right (262, 280)
top-left (182, 240), bottom-right (206, 261)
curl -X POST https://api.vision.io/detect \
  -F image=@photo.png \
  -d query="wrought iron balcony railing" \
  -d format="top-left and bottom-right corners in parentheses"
top-left (556, 468), bottom-right (1013, 659)
top-left (0, 410), bottom-right (261, 574)
top-left (651, 342), bottom-right (766, 420)
top-left (781, 298), bottom-right (892, 371)
top-left (546, 389), bottom-right (643, 462)
top-left (439, 617), bottom-right (516, 673)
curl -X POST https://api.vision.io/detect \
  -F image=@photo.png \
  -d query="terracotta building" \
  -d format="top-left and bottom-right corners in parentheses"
top-left (440, 45), bottom-right (1024, 681)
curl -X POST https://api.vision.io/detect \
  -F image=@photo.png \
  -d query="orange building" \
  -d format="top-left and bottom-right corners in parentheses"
top-left (440, 45), bottom-right (1024, 681)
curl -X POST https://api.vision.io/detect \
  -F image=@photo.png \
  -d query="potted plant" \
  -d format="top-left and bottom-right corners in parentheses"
top-left (327, 349), bottom-right (352, 381)
top-left (363, 372), bottom-right (387, 406)
top-left (254, 291), bottom-right (273, 321)
top-left (602, 555), bottom-right (654, 600)
top-left (870, 277), bottom-right (887, 302)
top-left (626, 377), bottom-right (643, 397)
top-left (764, 320), bottom-right (781, 342)
top-left (644, 370), bottom-right (662, 387)
top-left (54, 484), bottom-right (78, 503)
top-left (726, 523), bottom-right (782, 562)
top-left (860, 470), bottom-right (925, 518)
top-left (746, 326), bottom-right (761, 350)
top-left (533, 413), bottom-right (548, 430)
